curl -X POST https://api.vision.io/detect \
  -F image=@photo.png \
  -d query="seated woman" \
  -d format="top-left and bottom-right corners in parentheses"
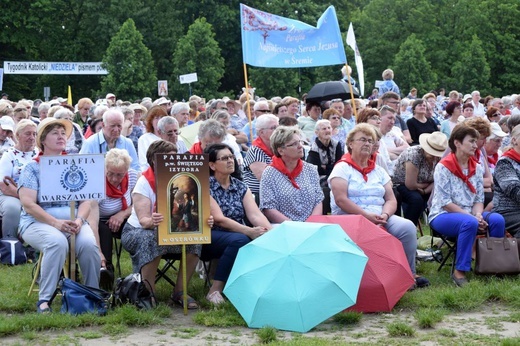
top-left (243, 114), bottom-right (279, 202)
top-left (492, 124), bottom-right (520, 237)
top-left (122, 140), bottom-right (213, 308)
top-left (18, 118), bottom-right (100, 313)
top-left (392, 132), bottom-right (448, 225)
top-left (322, 108), bottom-right (347, 148)
top-left (95, 149), bottom-right (139, 289)
top-left (484, 123), bottom-right (507, 175)
top-left (407, 99), bottom-right (439, 145)
top-left (203, 144), bottom-right (272, 304)
top-left (53, 108), bottom-right (85, 154)
top-left (138, 106), bottom-right (168, 171)
top-left (0, 120), bottom-right (38, 237)
top-left (328, 123), bottom-right (429, 289)
top-left (429, 124), bottom-right (505, 287)
top-left (260, 126), bottom-right (323, 222)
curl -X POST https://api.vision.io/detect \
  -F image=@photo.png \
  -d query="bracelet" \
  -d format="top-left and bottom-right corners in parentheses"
top-left (382, 212), bottom-right (390, 220)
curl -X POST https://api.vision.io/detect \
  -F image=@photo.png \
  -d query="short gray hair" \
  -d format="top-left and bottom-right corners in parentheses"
top-left (170, 102), bottom-right (189, 116)
top-left (255, 113), bottom-right (279, 131)
top-left (38, 102), bottom-right (50, 113)
top-left (211, 110), bottom-right (230, 122)
top-left (157, 116), bottom-right (179, 133)
top-left (198, 119), bottom-right (226, 140)
top-left (254, 100), bottom-right (269, 111)
top-left (103, 108), bottom-right (124, 123)
top-left (270, 126), bottom-right (301, 157)
top-left (54, 108), bottom-right (74, 120)
top-left (315, 119), bottom-right (331, 131)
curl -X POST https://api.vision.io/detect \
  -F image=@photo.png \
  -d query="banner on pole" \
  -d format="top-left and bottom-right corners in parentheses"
top-left (240, 4), bottom-right (346, 68)
top-left (3, 61), bottom-right (108, 75)
top-left (156, 153), bottom-right (211, 246)
top-left (346, 23), bottom-right (365, 97)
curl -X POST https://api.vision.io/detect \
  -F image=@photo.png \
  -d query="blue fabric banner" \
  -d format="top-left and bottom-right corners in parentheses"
top-left (240, 4), bottom-right (347, 68)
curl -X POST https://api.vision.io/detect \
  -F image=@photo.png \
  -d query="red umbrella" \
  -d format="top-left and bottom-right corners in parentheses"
top-left (307, 215), bottom-right (414, 313)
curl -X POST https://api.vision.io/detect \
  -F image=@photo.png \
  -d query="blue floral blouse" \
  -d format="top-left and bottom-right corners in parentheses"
top-left (210, 176), bottom-right (248, 230)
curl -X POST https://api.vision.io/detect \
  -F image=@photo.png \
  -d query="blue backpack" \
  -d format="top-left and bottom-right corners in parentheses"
top-left (0, 237), bottom-right (27, 265)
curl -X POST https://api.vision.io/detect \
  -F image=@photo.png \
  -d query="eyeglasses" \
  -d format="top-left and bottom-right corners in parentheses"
top-left (379, 105), bottom-right (395, 112)
top-left (330, 98), bottom-right (343, 103)
top-left (368, 115), bottom-right (381, 122)
top-left (218, 107), bottom-right (228, 111)
top-left (386, 101), bottom-right (400, 105)
top-left (256, 109), bottom-right (270, 113)
top-left (215, 154), bottom-right (235, 162)
top-left (284, 140), bottom-right (305, 148)
top-left (329, 116), bottom-right (341, 120)
top-left (491, 113), bottom-right (501, 117)
top-left (353, 137), bottom-right (374, 145)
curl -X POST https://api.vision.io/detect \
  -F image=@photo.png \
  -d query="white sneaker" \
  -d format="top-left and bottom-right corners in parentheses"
top-left (206, 291), bottom-right (225, 305)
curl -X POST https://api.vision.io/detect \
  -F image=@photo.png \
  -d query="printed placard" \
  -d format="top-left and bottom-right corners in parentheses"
top-left (156, 153), bottom-right (211, 245)
top-left (39, 154), bottom-right (105, 202)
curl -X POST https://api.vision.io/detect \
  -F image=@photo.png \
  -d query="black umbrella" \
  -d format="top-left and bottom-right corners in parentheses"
top-left (306, 81), bottom-right (359, 103)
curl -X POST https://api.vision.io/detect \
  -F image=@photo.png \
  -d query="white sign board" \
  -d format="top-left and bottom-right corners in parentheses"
top-left (374, 80), bottom-right (383, 88)
top-left (0, 68), bottom-right (3, 90)
top-left (39, 154), bottom-right (106, 202)
top-left (3, 61), bottom-right (108, 75)
top-left (179, 73), bottom-right (198, 84)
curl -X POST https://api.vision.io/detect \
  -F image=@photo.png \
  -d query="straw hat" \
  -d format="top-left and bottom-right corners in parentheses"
top-left (36, 117), bottom-right (73, 150)
top-left (419, 132), bottom-right (448, 157)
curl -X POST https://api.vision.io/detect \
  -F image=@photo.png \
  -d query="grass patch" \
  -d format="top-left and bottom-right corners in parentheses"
top-left (332, 311), bottom-right (362, 325)
top-left (171, 327), bottom-right (201, 339)
top-left (192, 303), bottom-right (247, 327)
top-left (75, 330), bottom-right (103, 339)
top-left (414, 307), bottom-right (445, 328)
top-left (255, 326), bottom-right (278, 344)
top-left (386, 321), bottom-right (416, 337)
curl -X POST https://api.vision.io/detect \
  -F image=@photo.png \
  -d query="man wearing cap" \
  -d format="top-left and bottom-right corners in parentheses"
top-left (0, 116), bottom-right (15, 158)
top-left (485, 122), bottom-right (508, 175)
top-left (80, 109), bottom-right (139, 171)
top-left (241, 100), bottom-right (270, 146)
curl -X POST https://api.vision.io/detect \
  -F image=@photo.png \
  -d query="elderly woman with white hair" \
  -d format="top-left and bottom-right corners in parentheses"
top-left (53, 108), bottom-right (85, 153)
top-left (0, 120), bottom-right (38, 237)
top-left (243, 114), bottom-right (279, 202)
top-left (170, 102), bottom-right (190, 128)
top-left (306, 119), bottom-right (344, 185)
top-left (94, 148), bottom-right (139, 289)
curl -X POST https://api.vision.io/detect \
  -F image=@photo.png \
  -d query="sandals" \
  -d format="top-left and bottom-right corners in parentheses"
top-left (171, 291), bottom-right (199, 309)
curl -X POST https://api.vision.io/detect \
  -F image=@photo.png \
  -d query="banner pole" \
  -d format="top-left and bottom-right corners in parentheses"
top-left (182, 244), bottom-right (187, 315)
top-left (69, 201), bottom-right (76, 281)
top-left (345, 63), bottom-right (358, 120)
top-left (243, 63), bottom-right (253, 144)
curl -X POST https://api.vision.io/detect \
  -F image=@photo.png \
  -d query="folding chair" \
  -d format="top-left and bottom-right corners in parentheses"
top-left (113, 236), bottom-right (123, 277)
top-left (430, 224), bottom-right (457, 273)
top-left (155, 253), bottom-right (181, 287)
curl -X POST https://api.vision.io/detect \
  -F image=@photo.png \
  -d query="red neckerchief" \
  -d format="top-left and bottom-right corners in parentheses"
top-left (337, 153), bottom-right (376, 182)
top-left (189, 142), bottom-right (203, 154)
top-left (502, 148), bottom-right (520, 163)
top-left (487, 153), bottom-right (499, 166)
top-left (474, 148), bottom-right (481, 163)
top-left (33, 151), bottom-right (67, 162)
top-left (253, 136), bottom-right (273, 157)
top-left (439, 152), bottom-right (477, 193)
top-left (269, 156), bottom-right (303, 189)
top-left (106, 173), bottom-right (129, 210)
top-left (142, 167), bottom-right (156, 194)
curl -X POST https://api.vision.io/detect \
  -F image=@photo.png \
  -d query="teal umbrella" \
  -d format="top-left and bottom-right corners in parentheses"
top-left (223, 221), bottom-right (368, 333)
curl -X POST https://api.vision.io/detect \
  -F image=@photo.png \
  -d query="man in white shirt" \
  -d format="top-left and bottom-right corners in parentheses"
top-left (379, 106), bottom-right (409, 175)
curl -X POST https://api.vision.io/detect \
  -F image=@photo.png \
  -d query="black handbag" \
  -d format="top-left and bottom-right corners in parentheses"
top-left (51, 278), bottom-right (112, 315)
top-left (113, 273), bottom-right (156, 310)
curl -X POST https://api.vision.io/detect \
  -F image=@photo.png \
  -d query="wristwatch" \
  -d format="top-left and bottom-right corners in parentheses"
top-left (77, 217), bottom-right (89, 225)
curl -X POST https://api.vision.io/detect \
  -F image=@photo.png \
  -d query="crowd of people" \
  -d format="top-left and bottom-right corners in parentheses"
top-left (2, 67), bottom-right (520, 313)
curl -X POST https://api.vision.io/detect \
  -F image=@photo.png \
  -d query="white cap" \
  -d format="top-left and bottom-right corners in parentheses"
top-left (0, 116), bottom-right (14, 132)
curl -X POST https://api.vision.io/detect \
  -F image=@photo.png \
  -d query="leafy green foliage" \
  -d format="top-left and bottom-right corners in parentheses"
top-left (101, 18), bottom-right (157, 100)
top-left (171, 18), bottom-right (224, 100)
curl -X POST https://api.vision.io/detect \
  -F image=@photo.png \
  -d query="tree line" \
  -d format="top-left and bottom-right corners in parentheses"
top-left (1, 0), bottom-right (518, 101)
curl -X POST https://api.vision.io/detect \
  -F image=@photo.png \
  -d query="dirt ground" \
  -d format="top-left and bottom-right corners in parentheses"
top-left (3, 304), bottom-right (520, 345)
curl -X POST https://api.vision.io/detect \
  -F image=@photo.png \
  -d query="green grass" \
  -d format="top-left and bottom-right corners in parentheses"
top-left (4, 224), bottom-right (520, 344)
